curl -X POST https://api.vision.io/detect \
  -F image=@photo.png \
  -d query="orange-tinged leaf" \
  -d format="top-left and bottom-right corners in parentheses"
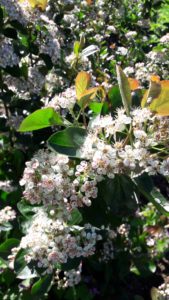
top-left (150, 75), bottom-right (160, 83)
top-left (75, 71), bottom-right (91, 100)
top-left (78, 87), bottom-right (101, 108)
top-left (86, 0), bottom-right (93, 4)
top-left (128, 78), bottom-right (140, 91)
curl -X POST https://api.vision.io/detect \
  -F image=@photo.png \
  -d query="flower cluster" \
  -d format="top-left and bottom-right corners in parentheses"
top-left (0, 37), bottom-right (20, 68)
top-left (20, 150), bottom-right (98, 211)
top-left (46, 87), bottom-right (76, 111)
top-left (55, 263), bottom-right (82, 288)
top-left (78, 108), bottom-right (169, 178)
top-left (18, 208), bottom-right (102, 274)
top-left (156, 283), bottom-right (169, 300)
top-left (0, 206), bottom-right (16, 225)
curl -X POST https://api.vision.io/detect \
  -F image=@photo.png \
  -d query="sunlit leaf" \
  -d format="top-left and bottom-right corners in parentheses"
top-left (20, 0), bottom-right (48, 10)
top-left (74, 41), bottom-right (81, 56)
top-left (18, 108), bottom-right (63, 132)
top-left (75, 71), bottom-right (91, 100)
top-left (151, 287), bottom-right (159, 300)
top-left (150, 75), bottom-right (160, 83)
top-left (141, 79), bottom-right (161, 108)
top-left (116, 65), bottom-right (132, 115)
top-left (149, 80), bottom-right (169, 115)
top-left (78, 87), bottom-right (101, 107)
top-left (141, 78), bottom-right (169, 116)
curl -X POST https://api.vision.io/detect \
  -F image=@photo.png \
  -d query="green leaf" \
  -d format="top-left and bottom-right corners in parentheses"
top-left (148, 261), bottom-right (156, 273)
top-left (151, 287), bottom-right (159, 300)
top-left (89, 102), bottom-right (103, 114)
top-left (74, 41), bottom-right (81, 56)
top-left (116, 65), bottom-right (132, 115)
top-left (68, 209), bottom-right (82, 225)
top-left (48, 127), bottom-right (87, 157)
top-left (108, 85), bottom-right (122, 111)
top-left (17, 200), bottom-right (38, 219)
top-left (31, 274), bottom-right (52, 296)
top-left (18, 108), bottom-right (63, 132)
top-left (134, 174), bottom-right (169, 216)
top-left (0, 239), bottom-right (20, 260)
top-left (14, 248), bottom-right (27, 274)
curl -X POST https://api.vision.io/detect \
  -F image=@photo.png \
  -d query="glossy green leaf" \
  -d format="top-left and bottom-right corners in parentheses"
top-left (48, 127), bottom-right (87, 157)
top-left (14, 248), bottom-right (27, 274)
top-left (68, 209), bottom-right (82, 225)
top-left (31, 274), bottom-right (52, 295)
top-left (134, 174), bottom-right (169, 216)
top-left (18, 108), bottom-right (63, 132)
top-left (0, 239), bottom-right (20, 260)
top-left (108, 85), bottom-right (122, 111)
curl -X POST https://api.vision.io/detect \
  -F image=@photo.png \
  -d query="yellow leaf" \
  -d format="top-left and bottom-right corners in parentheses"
top-left (128, 78), bottom-right (140, 91)
top-left (150, 287), bottom-right (158, 300)
top-left (141, 75), bottom-right (169, 115)
top-left (149, 80), bottom-right (169, 116)
top-left (141, 80), bottom-right (161, 108)
top-left (75, 71), bottom-right (91, 100)
top-left (19, 0), bottom-right (48, 10)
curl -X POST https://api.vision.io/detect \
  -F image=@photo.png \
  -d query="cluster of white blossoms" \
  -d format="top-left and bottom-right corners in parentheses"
top-left (55, 264), bottom-right (82, 288)
top-left (78, 108), bottom-right (169, 178)
top-left (20, 150), bottom-right (98, 210)
top-left (46, 87), bottom-right (76, 111)
top-left (0, 180), bottom-right (16, 193)
top-left (0, 206), bottom-right (16, 225)
top-left (1, 0), bottom-right (62, 99)
top-left (0, 37), bottom-right (20, 68)
top-left (156, 283), bottom-right (169, 300)
top-left (18, 209), bottom-right (102, 274)
top-left (20, 107), bottom-right (169, 212)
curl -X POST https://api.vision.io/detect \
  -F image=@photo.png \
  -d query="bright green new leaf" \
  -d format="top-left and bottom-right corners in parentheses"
top-left (74, 41), bottom-right (81, 56)
top-left (18, 108), bottom-right (63, 132)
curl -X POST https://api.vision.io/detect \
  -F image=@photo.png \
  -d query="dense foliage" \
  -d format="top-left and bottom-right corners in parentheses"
top-left (0, 1), bottom-right (169, 299)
